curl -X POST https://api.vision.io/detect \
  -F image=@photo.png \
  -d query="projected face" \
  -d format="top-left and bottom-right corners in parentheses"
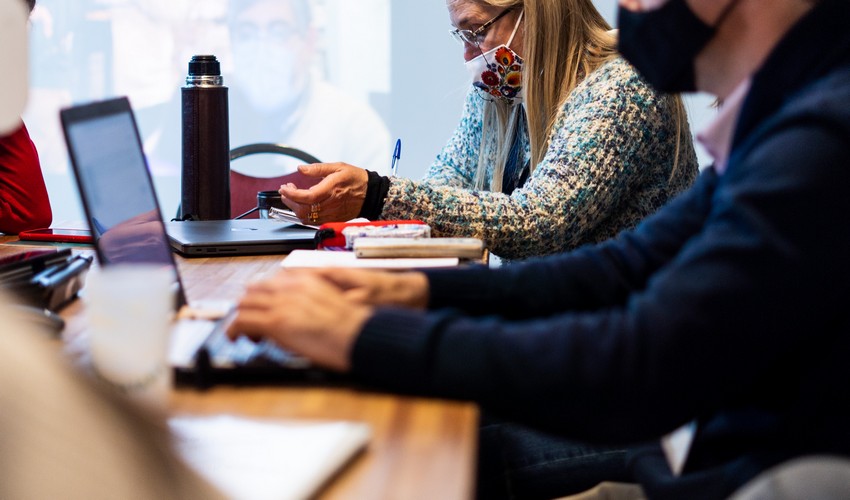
top-left (229, 0), bottom-right (314, 114)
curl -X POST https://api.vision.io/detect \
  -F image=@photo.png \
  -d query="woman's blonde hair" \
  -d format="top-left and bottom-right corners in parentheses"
top-left (471, 0), bottom-right (685, 191)
top-left (472, 0), bottom-right (616, 191)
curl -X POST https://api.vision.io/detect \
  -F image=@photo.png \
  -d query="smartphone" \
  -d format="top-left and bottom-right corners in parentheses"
top-left (0, 248), bottom-right (72, 282)
top-left (0, 248), bottom-right (71, 271)
top-left (17, 228), bottom-right (94, 244)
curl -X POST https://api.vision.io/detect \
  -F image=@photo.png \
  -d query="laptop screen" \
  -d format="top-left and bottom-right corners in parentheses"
top-left (61, 97), bottom-right (186, 307)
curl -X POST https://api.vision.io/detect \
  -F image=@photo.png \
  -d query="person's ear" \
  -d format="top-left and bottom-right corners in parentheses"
top-left (619, 0), bottom-right (644, 12)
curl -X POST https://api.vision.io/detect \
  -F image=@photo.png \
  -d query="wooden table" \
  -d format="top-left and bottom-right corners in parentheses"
top-left (1, 237), bottom-right (479, 500)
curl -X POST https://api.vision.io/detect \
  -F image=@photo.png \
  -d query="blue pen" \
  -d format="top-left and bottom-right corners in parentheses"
top-left (391, 138), bottom-right (402, 176)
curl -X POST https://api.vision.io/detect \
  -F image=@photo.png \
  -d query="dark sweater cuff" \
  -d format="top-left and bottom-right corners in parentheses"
top-left (423, 266), bottom-right (496, 311)
top-left (358, 170), bottom-right (390, 220)
top-left (351, 308), bottom-right (449, 394)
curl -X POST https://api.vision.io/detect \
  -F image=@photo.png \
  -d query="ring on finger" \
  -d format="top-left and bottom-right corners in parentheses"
top-left (309, 202), bottom-right (321, 224)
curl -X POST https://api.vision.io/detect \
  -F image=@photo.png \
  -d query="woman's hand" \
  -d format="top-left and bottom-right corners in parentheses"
top-left (310, 268), bottom-right (430, 309)
top-left (279, 163), bottom-right (369, 224)
top-left (226, 270), bottom-right (373, 371)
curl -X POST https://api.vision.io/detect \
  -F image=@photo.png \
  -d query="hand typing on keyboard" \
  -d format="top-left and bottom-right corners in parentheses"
top-left (204, 328), bottom-right (310, 368)
top-left (226, 270), bottom-right (376, 372)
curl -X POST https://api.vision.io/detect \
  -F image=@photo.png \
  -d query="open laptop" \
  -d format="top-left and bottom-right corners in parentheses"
top-left (60, 96), bottom-right (346, 387)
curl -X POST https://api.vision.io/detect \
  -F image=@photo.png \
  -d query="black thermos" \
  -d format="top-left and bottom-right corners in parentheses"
top-left (180, 55), bottom-right (230, 220)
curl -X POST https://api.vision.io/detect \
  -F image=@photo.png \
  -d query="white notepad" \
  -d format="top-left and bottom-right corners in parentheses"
top-left (170, 415), bottom-right (370, 500)
top-left (281, 249), bottom-right (459, 269)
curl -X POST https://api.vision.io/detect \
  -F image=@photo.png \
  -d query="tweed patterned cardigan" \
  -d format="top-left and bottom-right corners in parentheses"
top-left (380, 57), bottom-right (698, 260)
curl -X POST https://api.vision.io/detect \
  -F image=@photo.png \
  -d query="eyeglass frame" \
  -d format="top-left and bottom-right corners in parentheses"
top-left (448, 7), bottom-right (514, 46)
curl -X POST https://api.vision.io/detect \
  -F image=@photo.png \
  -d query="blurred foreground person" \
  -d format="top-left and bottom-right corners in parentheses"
top-left (0, 294), bottom-right (224, 499)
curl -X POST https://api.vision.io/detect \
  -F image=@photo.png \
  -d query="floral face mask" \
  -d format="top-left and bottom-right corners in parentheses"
top-left (465, 10), bottom-right (524, 105)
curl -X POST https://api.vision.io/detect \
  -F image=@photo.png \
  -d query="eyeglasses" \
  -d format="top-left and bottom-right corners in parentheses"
top-left (231, 21), bottom-right (300, 44)
top-left (449, 7), bottom-right (513, 46)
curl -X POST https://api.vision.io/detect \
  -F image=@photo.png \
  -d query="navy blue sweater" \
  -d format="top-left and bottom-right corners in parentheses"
top-left (351, 1), bottom-right (850, 497)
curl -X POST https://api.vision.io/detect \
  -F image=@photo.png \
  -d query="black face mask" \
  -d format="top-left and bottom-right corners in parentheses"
top-left (618, 0), bottom-right (720, 93)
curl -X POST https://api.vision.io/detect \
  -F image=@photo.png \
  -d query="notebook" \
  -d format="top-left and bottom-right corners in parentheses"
top-left (60, 96), bottom-right (343, 387)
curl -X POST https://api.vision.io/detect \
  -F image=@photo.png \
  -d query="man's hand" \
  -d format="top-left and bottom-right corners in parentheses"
top-left (309, 268), bottom-right (430, 309)
top-left (226, 270), bottom-right (373, 371)
top-left (279, 163), bottom-right (369, 224)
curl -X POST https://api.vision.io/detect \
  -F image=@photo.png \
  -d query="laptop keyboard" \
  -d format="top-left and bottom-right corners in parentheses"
top-left (202, 328), bottom-right (311, 369)
top-left (171, 310), bottom-right (328, 387)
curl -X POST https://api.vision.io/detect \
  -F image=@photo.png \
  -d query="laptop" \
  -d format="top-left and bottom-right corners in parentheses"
top-left (166, 219), bottom-right (316, 257)
top-left (60, 96), bottom-right (346, 387)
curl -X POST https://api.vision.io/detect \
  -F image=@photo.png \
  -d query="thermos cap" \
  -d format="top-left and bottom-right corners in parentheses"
top-left (188, 55), bottom-right (221, 76)
top-left (185, 55), bottom-right (224, 87)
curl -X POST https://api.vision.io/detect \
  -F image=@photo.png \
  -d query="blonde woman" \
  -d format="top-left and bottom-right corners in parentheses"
top-left (279, 0), bottom-right (698, 260)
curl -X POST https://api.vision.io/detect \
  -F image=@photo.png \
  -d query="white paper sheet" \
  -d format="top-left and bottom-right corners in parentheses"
top-left (281, 249), bottom-right (459, 269)
top-left (170, 415), bottom-right (370, 500)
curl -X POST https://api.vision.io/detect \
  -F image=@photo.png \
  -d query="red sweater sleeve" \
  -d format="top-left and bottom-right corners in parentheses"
top-left (0, 122), bottom-right (52, 234)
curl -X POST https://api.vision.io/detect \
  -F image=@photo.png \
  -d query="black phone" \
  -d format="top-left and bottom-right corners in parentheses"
top-left (0, 248), bottom-right (73, 282)
top-left (0, 249), bottom-right (91, 311)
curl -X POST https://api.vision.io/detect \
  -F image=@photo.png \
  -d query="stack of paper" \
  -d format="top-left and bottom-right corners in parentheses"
top-left (353, 237), bottom-right (484, 259)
